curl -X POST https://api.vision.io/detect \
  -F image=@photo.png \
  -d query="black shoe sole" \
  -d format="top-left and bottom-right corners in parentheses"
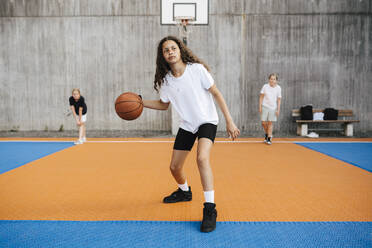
top-left (200, 226), bottom-right (216, 233)
top-left (163, 198), bottom-right (192, 204)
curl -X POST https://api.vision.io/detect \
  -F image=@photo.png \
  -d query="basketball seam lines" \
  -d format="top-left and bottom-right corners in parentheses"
top-left (116, 103), bottom-right (143, 114)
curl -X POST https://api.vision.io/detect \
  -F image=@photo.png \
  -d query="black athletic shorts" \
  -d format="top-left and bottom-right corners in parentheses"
top-left (173, 123), bottom-right (217, 151)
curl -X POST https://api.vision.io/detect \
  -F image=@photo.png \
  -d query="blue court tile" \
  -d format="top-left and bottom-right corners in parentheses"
top-left (297, 143), bottom-right (372, 173)
top-left (0, 220), bottom-right (371, 248)
top-left (0, 142), bottom-right (74, 174)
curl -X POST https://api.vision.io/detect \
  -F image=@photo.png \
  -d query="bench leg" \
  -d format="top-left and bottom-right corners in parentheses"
top-left (344, 123), bottom-right (353, 136)
top-left (297, 123), bottom-right (308, 136)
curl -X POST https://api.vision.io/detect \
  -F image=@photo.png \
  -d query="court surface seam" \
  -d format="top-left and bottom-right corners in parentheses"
top-left (1, 140), bottom-right (371, 143)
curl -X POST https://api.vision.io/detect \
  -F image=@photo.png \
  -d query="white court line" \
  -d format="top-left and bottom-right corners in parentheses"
top-left (0, 140), bottom-right (73, 143)
top-left (84, 140), bottom-right (372, 143)
top-left (291, 141), bottom-right (372, 143)
top-left (0, 140), bottom-right (371, 144)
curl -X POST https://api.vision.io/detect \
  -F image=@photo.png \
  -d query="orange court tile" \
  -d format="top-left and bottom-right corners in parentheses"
top-left (0, 141), bottom-right (371, 222)
top-left (1, 137), bottom-right (372, 142)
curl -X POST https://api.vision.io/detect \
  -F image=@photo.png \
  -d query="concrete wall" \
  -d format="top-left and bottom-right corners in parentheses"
top-left (1, 0), bottom-right (371, 136)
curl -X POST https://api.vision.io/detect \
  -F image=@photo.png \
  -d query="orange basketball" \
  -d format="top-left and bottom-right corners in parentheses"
top-left (115, 92), bottom-right (143, 120)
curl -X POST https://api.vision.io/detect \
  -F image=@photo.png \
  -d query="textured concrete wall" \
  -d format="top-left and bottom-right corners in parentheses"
top-left (1, 0), bottom-right (371, 136)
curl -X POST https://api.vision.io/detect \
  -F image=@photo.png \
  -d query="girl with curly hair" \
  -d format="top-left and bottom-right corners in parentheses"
top-left (142, 36), bottom-right (240, 232)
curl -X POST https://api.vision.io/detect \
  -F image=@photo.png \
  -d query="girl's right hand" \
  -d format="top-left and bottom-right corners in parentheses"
top-left (227, 121), bottom-right (240, 141)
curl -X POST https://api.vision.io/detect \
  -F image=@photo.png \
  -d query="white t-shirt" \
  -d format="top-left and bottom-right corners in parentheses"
top-left (159, 63), bottom-right (219, 133)
top-left (260, 83), bottom-right (282, 110)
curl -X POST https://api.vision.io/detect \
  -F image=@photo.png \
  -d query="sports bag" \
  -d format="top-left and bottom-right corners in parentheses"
top-left (300, 105), bottom-right (313, 120)
top-left (323, 108), bottom-right (338, 120)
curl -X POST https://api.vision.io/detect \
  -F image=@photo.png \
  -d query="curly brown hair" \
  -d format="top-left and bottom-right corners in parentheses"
top-left (153, 36), bottom-right (210, 92)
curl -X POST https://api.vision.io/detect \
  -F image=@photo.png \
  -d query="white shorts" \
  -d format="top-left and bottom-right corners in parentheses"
top-left (77, 114), bottom-right (87, 123)
top-left (261, 106), bottom-right (276, 122)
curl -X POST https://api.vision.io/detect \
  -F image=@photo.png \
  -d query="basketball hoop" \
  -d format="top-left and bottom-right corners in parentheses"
top-left (175, 16), bottom-right (195, 46)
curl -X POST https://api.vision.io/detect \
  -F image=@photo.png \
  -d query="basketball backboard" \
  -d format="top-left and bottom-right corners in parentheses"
top-left (160, 0), bottom-right (209, 25)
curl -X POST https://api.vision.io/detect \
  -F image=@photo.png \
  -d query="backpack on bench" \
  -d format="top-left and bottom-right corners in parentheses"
top-left (323, 108), bottom-right (338, 120)
top-left (300, 105), bottom-right (313, 120)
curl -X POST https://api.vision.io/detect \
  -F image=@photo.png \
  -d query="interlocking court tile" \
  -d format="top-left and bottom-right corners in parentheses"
top-left (0, 141), bottom-right (371, 221)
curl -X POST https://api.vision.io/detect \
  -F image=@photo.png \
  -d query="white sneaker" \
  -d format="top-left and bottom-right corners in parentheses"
top-left (267, 139), bottom-right (272, 145)
top-left (74, 139), bottom-right (83, 145)
top-left (306, 132), bottom-right (319, 138)
top-left (82, 137), bottom-right (87, 142)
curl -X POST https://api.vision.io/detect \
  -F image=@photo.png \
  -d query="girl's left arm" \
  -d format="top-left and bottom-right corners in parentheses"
top-left (78, 107), bottom-right (83, 126)
top-left (276, 98), bottom-right (281, 116)
top-left (209, 84), bottom-right (240, 140)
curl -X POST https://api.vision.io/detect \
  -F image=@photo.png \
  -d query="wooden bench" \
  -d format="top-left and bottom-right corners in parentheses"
top-left (292, 109), bottom-right (359, 136)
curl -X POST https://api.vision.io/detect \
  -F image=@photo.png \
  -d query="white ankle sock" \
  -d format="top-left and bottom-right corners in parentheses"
top-left (203, 190), bottom-right (214, 203)
top-left (178, 181), bottom-right (189, 191)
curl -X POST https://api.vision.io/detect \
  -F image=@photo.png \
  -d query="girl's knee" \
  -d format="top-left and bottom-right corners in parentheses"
top-left (170, 162), bottom-right (182, 172)
top-left (196, 155), bottom-right (209, 168)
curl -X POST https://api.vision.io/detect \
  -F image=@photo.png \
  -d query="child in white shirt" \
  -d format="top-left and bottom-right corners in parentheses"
top-left (142, 36), bottom-right (240, 233)
top-left (259, 74), bottom-right (282, 145)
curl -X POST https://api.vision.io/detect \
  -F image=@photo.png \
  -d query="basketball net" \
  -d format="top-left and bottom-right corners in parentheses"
top-left (175, 17), bottom-right (194, 46)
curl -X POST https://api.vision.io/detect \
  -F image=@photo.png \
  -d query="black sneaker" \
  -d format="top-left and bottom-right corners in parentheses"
top-left (267, 137), bottom-right (272, 145)
top-left (200, 202), bottom-right (217, 233)
top-left (264, 134), bottom-right (268, 143)
top-left (163, 187), bottom-right (192, 203)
